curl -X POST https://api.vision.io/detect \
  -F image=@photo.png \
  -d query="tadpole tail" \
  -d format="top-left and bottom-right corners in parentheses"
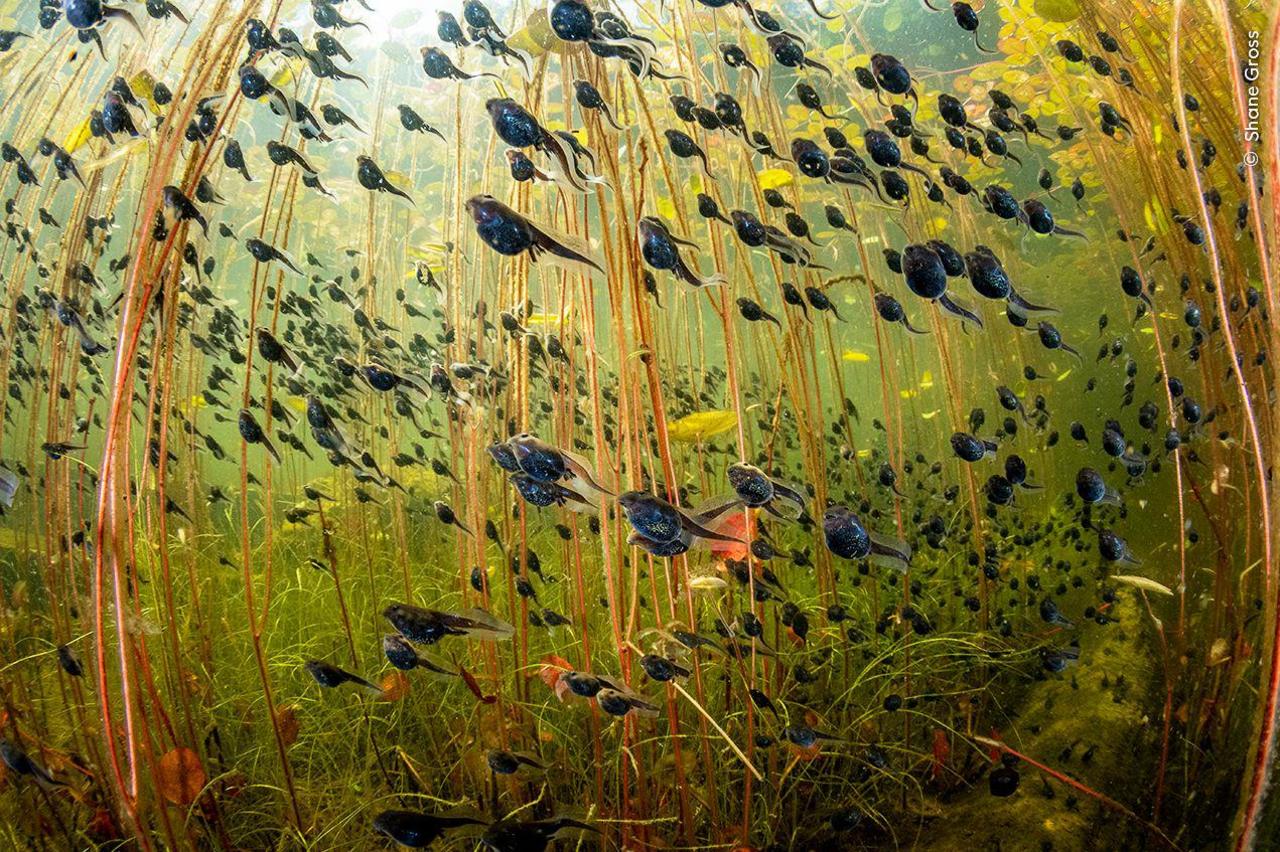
top-left (939, 294), bottom-right (983, 329)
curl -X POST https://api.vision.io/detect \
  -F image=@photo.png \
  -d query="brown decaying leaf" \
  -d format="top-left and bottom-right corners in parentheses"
top-left (379, 671), bottom-right (411, 702)
top-left (157, 747), bottom-right (206, 806)
top-left (460, 665), bottom-right (497, 704)
top-left (276, 705), bottom-right (300, 747)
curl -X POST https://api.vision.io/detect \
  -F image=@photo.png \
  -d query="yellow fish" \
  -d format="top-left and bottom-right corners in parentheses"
top-left (842, 349), bottom-right (871, 363)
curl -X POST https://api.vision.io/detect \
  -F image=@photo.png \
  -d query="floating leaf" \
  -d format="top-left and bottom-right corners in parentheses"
top-left (389, 7), bottom-right (420, 28)
top-left (63, 117), bottom-right (93, 155)
top-left (157, 748), bottom-right (205, 806)
top-left (667, 410), bottom-right (737, 443)
top-left (379, 40), bottom-right (413, 64)
top-left (269, 58), bottom-right (303, 90)
top-left (1111, 574), bottom-right (1173, 596)
top-left (1033, 0), bottom-right (1081, 22)
top-left (757, 168), bottom-right (793, 191)
top-left (508, 9), bottom-right (555, 55)
top-left (129, 70), bottom-right (160, 114)
top-left (383, 170), bottom-right (412, 193)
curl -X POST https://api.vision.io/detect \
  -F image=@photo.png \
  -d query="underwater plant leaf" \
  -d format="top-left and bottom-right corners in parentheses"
top-left (379, 672), bottom-right (411, 702)
top-left (539, 655), bottom-right (572, 700)
top-left (1111, 575), bottom-right (1174, 596)
top-left (667, 410), bottom-right (737, 443)
top-left (689, 574), bottom-right (730, 590)
top-left (276, 705), bottom-right (300, 747)
top-left (156, 748), bottom-right (205, 806)
top-left (460, 665), bottom-right (497, 704)
top-left (708, 514), bottom-right (749, 560)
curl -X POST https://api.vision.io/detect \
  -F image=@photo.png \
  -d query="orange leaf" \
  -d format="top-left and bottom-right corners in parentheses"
top-left (87, 809), bottom-right (120, 842)
top-left (156, 748), bottom-right (205, 806)
top-left (931, 729), bottom-right (950, 780)
top-left (379, 671), bottom-right (411, 702)
top-left (708, 513), bottom-right (748, 560)
top-left (539, 654), bottom-right (572, 700)
top-left (460, 665), bottom-right (497, 704)
top-left (276, 705), bottom-right (300, 747)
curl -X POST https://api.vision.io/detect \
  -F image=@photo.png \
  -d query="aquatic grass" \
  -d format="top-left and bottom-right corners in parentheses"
top-left (0, 0), bottom-right (1275, 848)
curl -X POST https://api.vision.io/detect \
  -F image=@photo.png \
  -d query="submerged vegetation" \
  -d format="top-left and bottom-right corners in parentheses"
top-left (0, 0), bottom-right (1276, 849)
